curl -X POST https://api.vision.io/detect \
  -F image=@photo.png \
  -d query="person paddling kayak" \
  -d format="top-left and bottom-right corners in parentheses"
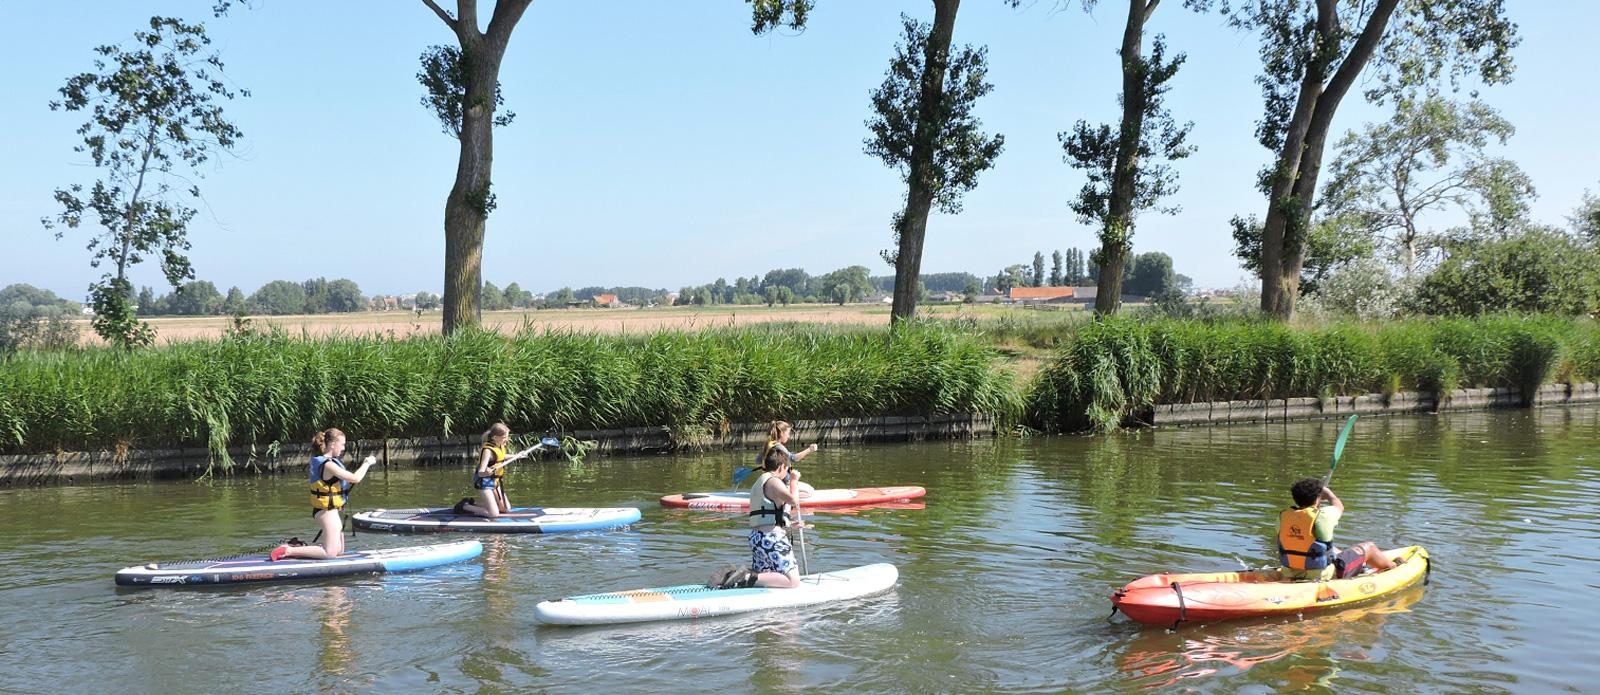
top-left (273, 428), bottom-right (377, 561)
top-left (732, 420), bottom-right (817, 496)
top-left (1278, 478), bottom-right (1399, 581)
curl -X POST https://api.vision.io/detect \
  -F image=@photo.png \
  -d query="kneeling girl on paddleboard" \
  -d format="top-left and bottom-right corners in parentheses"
top-left (746, 447), bottom-right (806, 588)
top-left (456, 423), bottom-right (534, 518)
top-left (273, 428), bottom-right (376, 561)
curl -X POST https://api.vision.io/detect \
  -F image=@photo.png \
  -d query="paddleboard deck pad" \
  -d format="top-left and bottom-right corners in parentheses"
top-left (114, 540), bottom-right (482, 587)
top-left (534, 562), bottom-right (899, 625)
top-left (353, 507), bottom-right (641, 534)
top-left (660, 486), bottom-right (925, 510)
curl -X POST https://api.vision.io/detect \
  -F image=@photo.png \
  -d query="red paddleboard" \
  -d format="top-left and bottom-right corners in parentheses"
top-left (660, 486), bottom-right (926, 510)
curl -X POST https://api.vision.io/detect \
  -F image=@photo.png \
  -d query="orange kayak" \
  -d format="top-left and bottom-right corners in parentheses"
top-left (1111, 546), bottom-right (1430, 627)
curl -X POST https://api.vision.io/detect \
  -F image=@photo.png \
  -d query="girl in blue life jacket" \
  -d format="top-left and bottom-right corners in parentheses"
top-left (735, 420), bottom-right (818, 495)
top-left (273, 428), bottom-right (376, 561)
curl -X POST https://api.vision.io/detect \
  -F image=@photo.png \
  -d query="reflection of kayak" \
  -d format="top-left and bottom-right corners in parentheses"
top-left (114, 540), bottom-right (483, 587)
top-left (534, 563), bottom-right (899, 625)
top-left (660, 486), bottom-right (926, 509)
top-left (353, 507), bottom-right (641, 534)
top-left (1111, 546), bottom-right (1430, 627)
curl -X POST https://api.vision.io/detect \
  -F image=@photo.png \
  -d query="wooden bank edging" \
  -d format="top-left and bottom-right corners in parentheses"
top-left (0, 414), bottom-right (995, 486)
top-left (1144, 383), bottom-right (1600, 426)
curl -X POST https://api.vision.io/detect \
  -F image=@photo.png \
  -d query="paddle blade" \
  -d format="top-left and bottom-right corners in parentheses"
top-left (732, 466), bottom-right (754, 487)
top-left (539, 436), bottom-right (562, 449)
top-left (1329, 415), bottom-right (1358, 476)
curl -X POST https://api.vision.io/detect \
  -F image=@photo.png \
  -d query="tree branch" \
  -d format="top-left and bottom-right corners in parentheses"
top-left (486, 0), bottom-right (534, 46)
top-left (421, 0), bottom-right (458, 31)
top-left (1143, 0), bottom-right (1161, 23)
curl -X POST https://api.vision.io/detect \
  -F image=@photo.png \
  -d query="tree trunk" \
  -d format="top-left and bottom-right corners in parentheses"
top-left (1259, 0), bottom-right (1400, 321)
top-left (891, 0), bottom-right (962, 325)
top-left (1093, 0), bottom-right (1156, 317)
top-left (429, 0), bottom-right (531, 336)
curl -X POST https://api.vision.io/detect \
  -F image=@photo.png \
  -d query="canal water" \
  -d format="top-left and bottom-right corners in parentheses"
top-left (1, 407), bottom-right (1596, 693)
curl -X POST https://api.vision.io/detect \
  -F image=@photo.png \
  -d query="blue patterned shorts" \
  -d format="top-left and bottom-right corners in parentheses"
top-left (749, 527), bottom-right (797, 575)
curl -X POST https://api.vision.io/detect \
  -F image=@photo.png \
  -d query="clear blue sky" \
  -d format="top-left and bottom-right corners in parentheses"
top-left (3, 1), bottom-right (1596, 300)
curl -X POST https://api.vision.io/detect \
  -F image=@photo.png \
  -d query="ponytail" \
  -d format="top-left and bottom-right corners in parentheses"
top-left (767, 420), bottom-right (791, 442)
top-left (483, 422), bottom-right (510, 445)
top-left (311, 427), bottom-right (345, 456)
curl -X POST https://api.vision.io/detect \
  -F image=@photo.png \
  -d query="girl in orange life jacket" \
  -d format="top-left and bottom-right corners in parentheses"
top-left (1277, 478), bottom-right (1399, 581)
top-left (746, 446), bottom-right (807, 589)
top-left (456, 423), bottom-right (531, 518)
top-left (273, 428), bottom-right (377, 561)
top-left (737, 420), bottom-right (818, 495)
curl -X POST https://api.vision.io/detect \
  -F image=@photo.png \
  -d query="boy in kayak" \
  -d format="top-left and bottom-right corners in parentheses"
top-left (1278, 478), bottom-right (1399, 581)
top-left (712, 447), bottom-right (807, 589)
top-left (733, 420), bottom-right (817, 496)
top-left (273, 428), bottom-right (377, 561)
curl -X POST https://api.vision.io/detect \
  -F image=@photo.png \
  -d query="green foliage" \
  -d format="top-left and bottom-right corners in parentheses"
top-left (1025, 315), bottom-right (1599, 433)
top-left (1413, 230), bottom-right (1600, 316)
top-left (1322, 96), bottom-right (1532, 272)
top-left (1060, 35), bottom-right (1193, 226)
top-left (43, 16), bottom-right (245, 346)
top-left (248, 280), bottom-right (307, 316)
top-left (0, 302), bottom-right (79, 354)
top-left (1125, 252), bottom-right (1176, 298)
top-left (1233, 213), bottom-right (1377, 293)
top-left (747, 0), bottom-right (812, 34)
top-left (1573, 187), bottom-right (1600, 243)
top-left (416, 45), bottom-right (515, 137)
top-left (0, 324), bottom-right (1019, 469)
top-left (816, 265), bottom-right (875, 305)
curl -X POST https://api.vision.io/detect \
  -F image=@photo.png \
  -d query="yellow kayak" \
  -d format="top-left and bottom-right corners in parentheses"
top-left (1111, 546), bottom-right (1431, 627)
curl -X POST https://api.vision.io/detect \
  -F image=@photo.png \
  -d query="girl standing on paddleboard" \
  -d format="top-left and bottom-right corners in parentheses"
top-left (273, 428), bottom-right (376, 561)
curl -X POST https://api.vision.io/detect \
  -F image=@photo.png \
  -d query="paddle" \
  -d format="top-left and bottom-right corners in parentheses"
top-left (488, 436), bottom-right (563, 473)
top-left (1324, 414), bottom-right (1359, 492)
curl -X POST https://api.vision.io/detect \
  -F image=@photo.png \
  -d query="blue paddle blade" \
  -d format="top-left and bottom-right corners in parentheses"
top-left (539, 436), bottom-right (561, 448)
top-left (732, 466), bottom-right (754, 487)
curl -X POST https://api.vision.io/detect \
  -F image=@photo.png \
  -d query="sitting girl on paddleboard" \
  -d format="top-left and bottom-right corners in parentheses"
top-left (272, 428), bottom-right (377, 561)
top-left (733, 420), bottom-right (817, 496)
top-left (455, 423), bottom-right (534, 518)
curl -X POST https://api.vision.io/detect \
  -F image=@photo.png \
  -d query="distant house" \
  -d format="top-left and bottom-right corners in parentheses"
top-left (591, 293), bottom-right (623, 308)
top-left (1006, 286), bottom-right (1076, 304)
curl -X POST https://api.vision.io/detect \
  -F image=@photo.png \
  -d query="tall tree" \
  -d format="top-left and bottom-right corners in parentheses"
top-left (1223, 0), bottom-right (1518, 320)
top-left (865, 6), bottom-right (1005, 323)
top-left (43, 16), bottom-right (246, 348)
top-left (1031, 252), bottom-right (1046, 287)
top-left (1050, 250), bottom-right (1064, 286)
top-left (1574, 187), bottom-right (1600, 244)
top-left (1060, 2), bottom-right (1193, 316)
top-left (1321, 96), bottom-right (1531, 276)
top-left (419, 0), bottom-right (533, 335)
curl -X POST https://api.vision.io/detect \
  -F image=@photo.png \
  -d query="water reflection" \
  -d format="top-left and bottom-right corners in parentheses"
top-left (1117, 585), bottom-right (1427, 690)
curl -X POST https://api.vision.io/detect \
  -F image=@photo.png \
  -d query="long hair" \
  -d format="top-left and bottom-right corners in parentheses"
top-left (767, 420), bottom-right (791, 442)
top-left (483, 422), bottom-right (510, 445)
top-left (311, 427), bottom-right (345, 456)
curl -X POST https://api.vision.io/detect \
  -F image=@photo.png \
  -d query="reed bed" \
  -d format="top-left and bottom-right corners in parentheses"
top-left (1026, 315), bottom-right (1600, 433)
top-left (0, 323), bottom-right (1020, 468)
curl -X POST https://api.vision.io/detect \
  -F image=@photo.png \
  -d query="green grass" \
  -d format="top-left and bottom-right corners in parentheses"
top-left (0, 323), bottom-right (1020, 470)
top-left (1025, 315), bottom-right (1600, 433)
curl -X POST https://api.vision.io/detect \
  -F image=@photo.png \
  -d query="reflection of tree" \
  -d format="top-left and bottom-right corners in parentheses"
top-left (1117, 585), bottom-right (1426, 690)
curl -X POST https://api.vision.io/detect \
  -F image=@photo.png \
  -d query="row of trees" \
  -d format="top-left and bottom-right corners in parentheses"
top-left (42, 1), bottom-right (1526, 347)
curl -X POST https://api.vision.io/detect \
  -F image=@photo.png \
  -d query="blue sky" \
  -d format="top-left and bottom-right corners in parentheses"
top-left (3, 1), bottom-right (1596, 300)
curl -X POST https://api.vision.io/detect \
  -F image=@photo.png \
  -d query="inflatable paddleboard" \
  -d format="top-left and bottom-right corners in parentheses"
top-left (353, 506), bottom-right (641, 534)
top-left (660, 486), bottom-right (925, 510)
top-left (114, 540), bottom-right (482, 587)
top-left (534, 562), bottom-right (899, 625)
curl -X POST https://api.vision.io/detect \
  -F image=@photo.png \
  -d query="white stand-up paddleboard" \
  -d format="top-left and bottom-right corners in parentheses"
top-left (534, 563), bottom-right (898, 625)
top-left (353, 507), bottom-right (640, 534)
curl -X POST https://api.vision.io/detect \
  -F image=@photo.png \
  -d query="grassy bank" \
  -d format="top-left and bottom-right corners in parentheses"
top-left (1026, 315), bottom-right (1600, 432)
top-left (0, 323), bottom-right (1020, 469)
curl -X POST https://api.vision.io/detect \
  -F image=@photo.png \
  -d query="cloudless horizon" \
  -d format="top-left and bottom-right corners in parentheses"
top-left (3, 1), bottom-right (1597, 302)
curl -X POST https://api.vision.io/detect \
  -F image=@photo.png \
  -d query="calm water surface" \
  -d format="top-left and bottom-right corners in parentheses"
top-left (2, 407), bottom-right (1597, 693)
